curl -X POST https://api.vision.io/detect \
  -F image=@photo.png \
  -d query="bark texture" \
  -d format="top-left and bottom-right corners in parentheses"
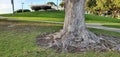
top-left (61, 0), bottom-right (100, 52)
top-left (37, 0), bottom-right (120, 53)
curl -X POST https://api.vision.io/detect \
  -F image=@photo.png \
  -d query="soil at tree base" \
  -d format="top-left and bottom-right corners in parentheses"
top-left (36, 32), bottom-right (120, 53)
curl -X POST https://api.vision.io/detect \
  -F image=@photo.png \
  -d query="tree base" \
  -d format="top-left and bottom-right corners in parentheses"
top-left (36, 30), bottom-right (120, 53)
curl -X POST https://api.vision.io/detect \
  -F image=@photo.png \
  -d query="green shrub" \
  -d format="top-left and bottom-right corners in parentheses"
top-left (31, 5), bottom-right (52, 11)
top-left (15, 9), bottom-right (31, 13)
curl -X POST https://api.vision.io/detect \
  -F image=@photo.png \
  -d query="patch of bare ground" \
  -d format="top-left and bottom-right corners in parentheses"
top-left (36, 31), bottom-right (120, 53)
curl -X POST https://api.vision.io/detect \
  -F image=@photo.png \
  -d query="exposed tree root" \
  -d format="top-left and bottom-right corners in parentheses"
top-left (36, 30), bottom-right (120, 53)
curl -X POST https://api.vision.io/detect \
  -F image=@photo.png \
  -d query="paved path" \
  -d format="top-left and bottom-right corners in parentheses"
top-left (86, 23), bottom-right (120, 33)
top-left (0, 16), bottom-right (120, 33)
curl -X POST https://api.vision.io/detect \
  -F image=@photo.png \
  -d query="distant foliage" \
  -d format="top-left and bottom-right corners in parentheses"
top-left (59, 1), bottom-right (64, 7)
top-left (47, 2), bottom-right (56, 6)
top-left (31, 5), bottom-right (52, 11)
top-left (85, 0), bottom-right (120, 18)
top-left (14, 9), bottom-right (31, 13)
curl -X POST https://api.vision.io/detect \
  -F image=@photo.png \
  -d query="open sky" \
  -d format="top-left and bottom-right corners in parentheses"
top-left (0, 0), bottom-right (62, 14)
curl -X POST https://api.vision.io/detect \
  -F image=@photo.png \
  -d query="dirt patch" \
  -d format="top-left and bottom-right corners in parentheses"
top-left (36, 32), bottom-right (120, 53)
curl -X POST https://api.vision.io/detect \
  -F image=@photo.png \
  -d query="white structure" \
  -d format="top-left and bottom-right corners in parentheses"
top-left (51, 5), bottom-right (64, 10)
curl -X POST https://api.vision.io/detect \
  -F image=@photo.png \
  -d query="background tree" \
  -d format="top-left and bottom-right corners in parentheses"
top-left (85, 0), bottom-right (120, 18)
top-left (112, 0), bottom-right (120, 7)
top-left (47, 2), bottom-right (56, 6)
top-left (59, 1), bottom-right (64, 7)
top-left (95, 0), bottom-right (112, 15)
top-left (85, 0), bottom-right (97, 14)
top-left (111, 0), bottom-right (120, 18)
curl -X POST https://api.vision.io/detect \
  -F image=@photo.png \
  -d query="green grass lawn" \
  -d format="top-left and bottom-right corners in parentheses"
top-left (85, 15), bottom-right (120, 28)
top-left (88, 28), bottom-right (120, 37)
top-left (9, 17), bottom-right (64, 22)
top-left (0, 11), bottom-right (120, 28)
top-left (0, 11), bottom-right (65, 18)
top-left (0, 11), bottom-right (120, 23)
top-left (0, 21), bottom-right (62, 57)
top-left (85, 14), bottom-right (120, 23)
top-left (0, 20), bottom-right (120, 57)
top-left (103, 23), bottom-right (120, 28)
top-left (104, 25), bottom-right (120, 28)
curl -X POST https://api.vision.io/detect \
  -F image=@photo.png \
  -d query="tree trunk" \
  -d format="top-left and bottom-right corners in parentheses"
top-left (61, 0), bottom-right (100, 52)
top-left (37, 0), bottom-right (120, 53)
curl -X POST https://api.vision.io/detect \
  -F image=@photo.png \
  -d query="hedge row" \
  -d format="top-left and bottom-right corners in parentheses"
top-left (14, 9), bottom-right (31, 13)
top-left (31, 5), bottom-right (52, 11)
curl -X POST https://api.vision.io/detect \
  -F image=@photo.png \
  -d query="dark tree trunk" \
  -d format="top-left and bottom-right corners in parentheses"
top-left (11, 0), bottom-right (15, 14)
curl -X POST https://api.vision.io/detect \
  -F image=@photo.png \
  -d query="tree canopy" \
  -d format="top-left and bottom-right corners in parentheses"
top-left (85, 0), bottom-right (120, 17)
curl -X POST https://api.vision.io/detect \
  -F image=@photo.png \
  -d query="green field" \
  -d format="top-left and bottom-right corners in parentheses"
top-left (1, 11), bottom-right (120, 28)
top-left (0, 11), bottom-right (65, 18)
top-left (0, 11), bottom-right (120, 23)
top-left (0, 21), bottom-right (120, 57)
top-left (102, 23), bottom-right (120, 28)
top-left (0, 11), bottom-right (120, 57)
top-left (9, 17), bottom-right (64, 22)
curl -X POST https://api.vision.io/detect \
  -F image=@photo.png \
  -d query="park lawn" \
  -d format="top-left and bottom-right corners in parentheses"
top-left (9, 17), bottom-right (64, 22)
top-left (103, 25), bottom-right (120, 28)
top-left (0, 21), bottom-right (62, 57)
top-left (7, 14), bottom-right (120, 23)
top-left (0, 20), bottom-right (120, 57)
top-left (0, 11), bottom-right (120, 23)
top-left (102, 23), bottom-right (120, 28)
top-left (85, 14), bottom-right (120, 23)
top-left (0, 11), bottom-right (65, 18)
top-left (7, 15), bottom-right (120, 28)
top-left (88, 28), bottom-right (120, 37)
top-left (0, 11), bottom-right (120, 29)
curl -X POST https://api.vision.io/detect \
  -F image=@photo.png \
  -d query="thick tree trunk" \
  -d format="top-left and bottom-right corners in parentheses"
top-left (61, 0), bottom-right (100, 52)
top-left (37, 0), bottom-right (120, 53)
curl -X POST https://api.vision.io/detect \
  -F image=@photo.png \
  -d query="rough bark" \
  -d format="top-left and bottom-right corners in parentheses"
top-left (61, 0), bottom-right (100, 52)
top-left (36, 0), bottom-right (120, 53)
